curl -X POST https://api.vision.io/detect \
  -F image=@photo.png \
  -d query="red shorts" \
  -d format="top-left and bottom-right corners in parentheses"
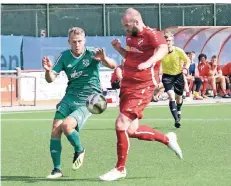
top-left (119, 85), bottom-right (155, 120)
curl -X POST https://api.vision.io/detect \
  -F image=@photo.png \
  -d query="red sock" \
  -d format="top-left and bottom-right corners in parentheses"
top-left (129, 125), bottom-right (169, 145)
top-left (116, 130), bottom-right (129, 171)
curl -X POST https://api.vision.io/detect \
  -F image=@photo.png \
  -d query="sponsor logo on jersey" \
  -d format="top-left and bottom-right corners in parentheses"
top-left (83, 59), bottom-right (90, 67)
top-left (126, 46), bottom-right (143, 53)
top-left (138, 38), bottom-right (144, 46)
top-left (67, 64), bottom-right (72, 68)
top-left (70, 70), bottom-right (83, 78)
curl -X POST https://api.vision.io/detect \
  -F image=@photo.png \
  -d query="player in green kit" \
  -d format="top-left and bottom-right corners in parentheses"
top-left (42, 27), bottom-right (116, 179)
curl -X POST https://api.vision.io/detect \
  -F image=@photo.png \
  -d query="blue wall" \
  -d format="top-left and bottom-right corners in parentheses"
top-left (1, 36), bottom-right (126, 70)
top-left (1, 36), bottom-right (23, 70)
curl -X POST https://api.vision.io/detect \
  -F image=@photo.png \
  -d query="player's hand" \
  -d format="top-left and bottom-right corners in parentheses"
top-left (182, 68), bottom-right (188, 75)
top-left (111, 39), bottom-right (121, 50)
top-left (92, 48), bottom-right (106, 61)
top-left (137, 61), bottom-right (152, 71)
top-left (42, 56), bottom-right (52, 71)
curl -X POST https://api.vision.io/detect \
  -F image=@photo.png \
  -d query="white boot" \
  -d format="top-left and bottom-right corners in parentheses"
top-left (99, 168), bottom-right (127, 181)
top-left (166, 132), bottom-right (183, 159)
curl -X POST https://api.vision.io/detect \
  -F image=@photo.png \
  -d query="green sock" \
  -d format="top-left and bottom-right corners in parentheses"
top-left (66, 130), bottom-right (84, 153)
top-left (50, 138), bottom-right (62, 170)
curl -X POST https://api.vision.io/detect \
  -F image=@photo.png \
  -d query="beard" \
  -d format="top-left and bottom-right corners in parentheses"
top-left (131, 27), bottom-right (139, 37)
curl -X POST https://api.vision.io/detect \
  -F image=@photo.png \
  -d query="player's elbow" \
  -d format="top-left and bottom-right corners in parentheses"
top-left (108, 60), bottom-right (117, 69)
top-left (110, 63), bottom-right (116, 69)
top-left (45, 76), bottom-right (55, 83)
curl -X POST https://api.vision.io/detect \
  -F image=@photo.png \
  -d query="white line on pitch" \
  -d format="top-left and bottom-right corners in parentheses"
top-left (1, 118), bottom-right (231, 121)
top-left (1, 103), bottom-right (230, 115)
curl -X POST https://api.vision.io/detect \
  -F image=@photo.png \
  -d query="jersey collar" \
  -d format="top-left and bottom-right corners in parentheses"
top-left (70, 48), bottom-right (86, 59)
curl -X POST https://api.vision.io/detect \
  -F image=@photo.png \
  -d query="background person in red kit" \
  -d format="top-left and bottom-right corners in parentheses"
top-left (152, 61), bottom-right (165, 102)
top-left (110, 59), bottom-right (125, 89)
top-left (99, 8), bottom-right (183, 182)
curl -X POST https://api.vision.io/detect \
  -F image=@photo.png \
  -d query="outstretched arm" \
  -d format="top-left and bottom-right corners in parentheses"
top-left (92, 48), bottom-right (116, 69)
top-left (42, 56), bottom-right (58, 83)
top-left (111, 39), bottom-right (127, 58)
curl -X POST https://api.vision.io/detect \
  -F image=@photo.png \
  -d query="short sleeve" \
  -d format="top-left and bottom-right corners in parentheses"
top-left (147, 30), bottom-right (167, 48)
top-left (177, 48), bottom-right (190, 63)
top-left (52, 54), bottom-right (64, 73)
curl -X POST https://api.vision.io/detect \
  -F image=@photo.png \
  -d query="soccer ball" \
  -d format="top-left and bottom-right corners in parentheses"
top-left (86, 94), bottom-right (107, 114)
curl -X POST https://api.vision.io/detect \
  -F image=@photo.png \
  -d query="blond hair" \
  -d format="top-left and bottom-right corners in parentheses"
top-left (68, 27), bottom-right (85, 38)
top-left (164, 31), bottom-right (174, 39)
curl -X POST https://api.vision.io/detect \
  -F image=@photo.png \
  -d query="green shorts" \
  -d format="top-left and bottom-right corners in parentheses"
top-left (54, 95), bottom-right (92, 131)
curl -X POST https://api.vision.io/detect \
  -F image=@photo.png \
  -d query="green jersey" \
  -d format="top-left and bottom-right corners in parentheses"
top-left (53, 47), bottom-right (102, 102)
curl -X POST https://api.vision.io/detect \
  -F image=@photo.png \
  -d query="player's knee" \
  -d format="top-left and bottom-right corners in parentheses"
top-left (116, 117), bottom-right (125, 130)
top-left (61, 121), bottom-right (67, 130)
top-left (61, 117), bottom-right (77, 134)
top-left (116, 114), bottom-right (131, 130)
top-left (221, 76), bottom-right (225, 82)
top-left (61, 121), bottom-right (71, 134)
top-left (61, 121), bottom-right (73, 135)
top-left (204, 78), bottom-right (208, 83)
top-left (51, 120), bottom-right (63, 137)
top-left (167, 91), bottom-right (175, 101)
top-left (176, 95), bottom-right (182, 104)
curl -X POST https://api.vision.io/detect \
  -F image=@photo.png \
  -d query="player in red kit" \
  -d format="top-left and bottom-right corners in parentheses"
top-left (99, 8), bottom-right (183, 181)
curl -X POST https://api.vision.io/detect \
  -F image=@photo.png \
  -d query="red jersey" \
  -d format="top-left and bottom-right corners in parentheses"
top-left (222, 62), bottom-right (231, 76)
top-left (122, 27), bottom-right (166, 88)
top-left (110, 65), bottom-right (123, 83)
top-left (198, 61), bottom-right (211, 77)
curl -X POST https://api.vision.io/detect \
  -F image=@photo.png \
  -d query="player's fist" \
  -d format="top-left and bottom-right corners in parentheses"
top-left (42, 56), bottom-right (52, 71)
top-left (111, 39), bottom-right (121, 50)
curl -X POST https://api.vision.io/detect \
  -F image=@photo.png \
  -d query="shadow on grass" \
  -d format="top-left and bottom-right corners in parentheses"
top-left (1, 176), bottom-right (99, 183)
top-left (1, 175), bottom-right (156, 183)
top-left (83, 128), bottom-right (114, 131)
top-left (83, 126), bottom-right (175, 131)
